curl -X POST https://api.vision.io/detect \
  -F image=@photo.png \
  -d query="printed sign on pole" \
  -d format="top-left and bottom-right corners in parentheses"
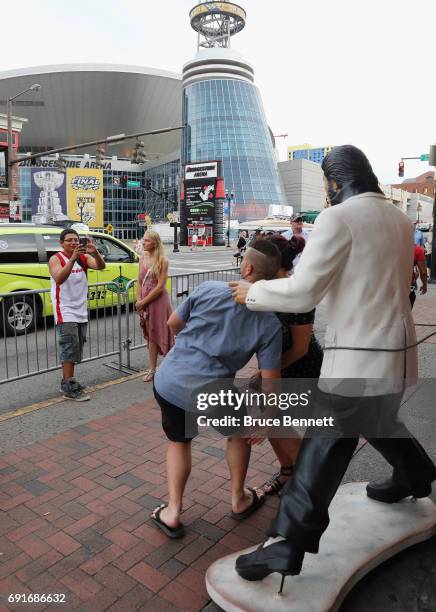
top-left (67, 168), bottom-right (104, 227)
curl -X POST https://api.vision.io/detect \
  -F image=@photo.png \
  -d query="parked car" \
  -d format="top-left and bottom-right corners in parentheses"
top-left (0, 224), bottom-right (141, 335)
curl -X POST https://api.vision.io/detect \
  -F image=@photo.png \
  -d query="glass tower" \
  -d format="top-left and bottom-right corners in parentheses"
top-left (182, 3), bottom-right (285, 221)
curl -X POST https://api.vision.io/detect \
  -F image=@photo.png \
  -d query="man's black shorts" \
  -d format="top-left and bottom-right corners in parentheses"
top-left (153, 384), bottom-right (246, 443)
top-left (153, 385), bottom-right (197, 443)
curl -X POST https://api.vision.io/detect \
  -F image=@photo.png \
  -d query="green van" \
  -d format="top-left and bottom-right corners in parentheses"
top-left (0, 224), bottom-right (141, 335)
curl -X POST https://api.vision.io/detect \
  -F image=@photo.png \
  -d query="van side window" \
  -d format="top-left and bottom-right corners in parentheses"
top-left (41, 234), bottom-right (62, 260)
top-left (0, 234), bottom-right (39, 264)
top-left (93, 237), bottom-right (131, 262)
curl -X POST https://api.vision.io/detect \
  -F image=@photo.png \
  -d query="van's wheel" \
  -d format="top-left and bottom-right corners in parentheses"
top-left (1, 296), bottom-right (37, 336)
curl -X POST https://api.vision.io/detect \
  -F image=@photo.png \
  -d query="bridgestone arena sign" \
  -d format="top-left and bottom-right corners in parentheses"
top-left (185, 162), bottom-right (218, 180)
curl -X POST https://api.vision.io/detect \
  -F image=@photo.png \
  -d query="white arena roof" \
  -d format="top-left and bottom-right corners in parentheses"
top-left (0, 64), bottom-right (182, 158)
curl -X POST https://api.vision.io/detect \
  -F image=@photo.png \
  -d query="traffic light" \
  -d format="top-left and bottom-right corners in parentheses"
top-left (398, 161), bottom-right (404, 177)
top-left (130, 140), bottom-right (147, 164)
top-left (146, 178), bottom-right (152, 190)
top-left (96, 145), bottom-right (106, 169)
top-left (121, 175), bottom-right (128, 187)
top-left (56, 157), bottom-right (67, 173)
top-left (130, 144), bottom-right (137, 164)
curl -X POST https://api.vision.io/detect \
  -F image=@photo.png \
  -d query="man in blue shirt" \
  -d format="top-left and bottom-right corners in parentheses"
top-left (152, 241), bottom-right (283, 538)
top-left (414, 221), bottom-right (425, 246)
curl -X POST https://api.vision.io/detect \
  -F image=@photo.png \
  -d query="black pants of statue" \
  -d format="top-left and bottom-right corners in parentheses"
top-left (268, 390), bottom-right (436, 553)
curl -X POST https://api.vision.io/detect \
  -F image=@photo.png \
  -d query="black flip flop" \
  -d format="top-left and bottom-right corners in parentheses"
top-left (231, 487), bottom-right (265, 521)
top-left (151, 504), bottom-right (185, 539)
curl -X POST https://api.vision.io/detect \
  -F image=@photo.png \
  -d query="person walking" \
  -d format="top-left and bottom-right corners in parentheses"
top-left (409, 244), bottom-right (427, 308)
top-left (49, 229), bottom-right (106, 401)
top-left (230, 145), bottom-right (436, 586)
top-left (190, 232), bottom-right (198, 251)
top-left (233, 230), bottom-right (248, 266)
top-left (414, 221), bottom-right (425, 247)
top-left (425, 230), bottom-right (432, 279)
top-left (136, 230), bottom-right (174, 383)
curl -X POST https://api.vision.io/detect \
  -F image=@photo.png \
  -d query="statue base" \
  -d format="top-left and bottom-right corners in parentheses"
top-left (206, 482), bottom-right (436, 612)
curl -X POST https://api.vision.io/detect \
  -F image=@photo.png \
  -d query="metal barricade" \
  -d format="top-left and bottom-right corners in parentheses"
top-left (122, 268), bottom-right (241, 370)
top-left (0, 269), bottom-right (241, 384)
top-left (0, 282), bottom-right (123, 384)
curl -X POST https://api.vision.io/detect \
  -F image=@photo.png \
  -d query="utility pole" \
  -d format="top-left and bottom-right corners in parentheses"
top-left (225, 190), bottom-right (234, 247)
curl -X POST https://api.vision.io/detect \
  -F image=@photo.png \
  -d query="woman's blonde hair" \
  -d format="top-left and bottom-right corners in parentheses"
top-left (143, 230), bottom-right (165, 277)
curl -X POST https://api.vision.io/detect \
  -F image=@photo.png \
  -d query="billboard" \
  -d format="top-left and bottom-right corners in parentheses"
top-left (183, 161), bottom-right (221, 224)
top-left (66, 168), bottom-right (103, 227)
top-left (31, 168), bottom-right (68, 223)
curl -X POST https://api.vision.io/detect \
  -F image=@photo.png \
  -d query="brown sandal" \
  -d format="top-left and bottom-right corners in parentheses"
top-left (258, 466), bottom-right (294, 496)
top-left (143, 368), bottom-right (157, 382)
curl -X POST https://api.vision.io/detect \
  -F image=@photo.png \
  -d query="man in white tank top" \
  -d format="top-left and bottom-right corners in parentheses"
top-left (49, 229), bottom-right (105, 401)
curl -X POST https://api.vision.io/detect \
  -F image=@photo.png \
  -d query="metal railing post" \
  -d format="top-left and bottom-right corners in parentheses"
top-left (124, 280), bottom-right (135, 371)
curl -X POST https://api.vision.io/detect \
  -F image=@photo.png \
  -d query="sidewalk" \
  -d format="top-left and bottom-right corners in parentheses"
top-left (0, 296), bottom-right (435, 611)
top-left (0, 381), bottom-right (281, 611)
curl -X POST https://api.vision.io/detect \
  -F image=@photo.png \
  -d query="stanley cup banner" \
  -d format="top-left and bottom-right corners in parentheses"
top-left (66, 168), bottom-right (103, 227)
top-left (31, 168), bottom-right (68, 224)
top-left (183, 161), bottom-right (220, 223)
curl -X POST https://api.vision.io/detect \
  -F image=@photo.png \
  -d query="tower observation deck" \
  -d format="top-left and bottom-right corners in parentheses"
top-left (189, 2), bottom-right (246, 49)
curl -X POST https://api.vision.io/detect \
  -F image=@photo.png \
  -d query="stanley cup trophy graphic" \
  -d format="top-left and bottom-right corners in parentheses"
top-left (32, 171), bottom-right (68, 224)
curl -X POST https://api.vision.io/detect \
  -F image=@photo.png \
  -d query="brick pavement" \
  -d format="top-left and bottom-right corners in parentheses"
top-left (1, 297), bottom-right (435, 611)
top-left (0, 366), bottom-right (286, 612)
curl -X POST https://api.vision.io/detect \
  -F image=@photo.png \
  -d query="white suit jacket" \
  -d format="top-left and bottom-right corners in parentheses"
top-left (247, 193), bottom-right (417, 396)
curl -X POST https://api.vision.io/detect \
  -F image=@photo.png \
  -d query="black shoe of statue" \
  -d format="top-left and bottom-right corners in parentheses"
top-left (235, 539), bottom-right (304, 590)
top-left (366, 474), bottom-right (436, 504)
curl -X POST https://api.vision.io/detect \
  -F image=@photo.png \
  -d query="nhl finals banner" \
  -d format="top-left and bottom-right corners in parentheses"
top-left (66, 168), bottom-right (103, 227)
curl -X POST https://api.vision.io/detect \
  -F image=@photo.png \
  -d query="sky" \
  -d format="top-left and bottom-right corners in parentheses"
top-left (1, 0), bottom-right (435, 183)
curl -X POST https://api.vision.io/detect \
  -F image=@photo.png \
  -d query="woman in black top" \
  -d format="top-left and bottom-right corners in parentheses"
top-left (258, 233), bottom-right (323, 495)
top-left (236, 230), bottom-right (248, 254)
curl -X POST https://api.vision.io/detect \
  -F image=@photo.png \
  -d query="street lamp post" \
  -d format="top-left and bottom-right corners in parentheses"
top-left (7, 84), bottom-right (41, 210)
top-left (225, 190), bottom-right (234, 247)
top-left (77, 201), bottom-right (85, 224)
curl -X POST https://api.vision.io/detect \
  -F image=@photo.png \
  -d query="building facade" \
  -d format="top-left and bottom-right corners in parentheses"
top-left (0, 113), bottom-right (27, 220)
top-left (287, 144), bottom-right (333, 165)
top-left (391, 171), bottom-right (436, 199)
top-left (278, 158), bottom-right (325, 213)
top-left (1, 3), bottom-right (287, 233)
top-left (17, 155), bottom-right (181, 240)
top-left (181, 4), bottom-right (285, 222)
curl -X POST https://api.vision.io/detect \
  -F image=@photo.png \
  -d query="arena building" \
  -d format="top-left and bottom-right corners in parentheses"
top-left (0, 2), bottom-right (285, 240)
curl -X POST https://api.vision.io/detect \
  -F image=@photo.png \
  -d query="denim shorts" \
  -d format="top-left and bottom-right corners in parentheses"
top-left (57, 322), bottom-right (87, 364)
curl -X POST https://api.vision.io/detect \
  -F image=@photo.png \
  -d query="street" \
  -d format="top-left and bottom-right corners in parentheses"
top-left (0, 249), bottom-right (240, 415)
top-left (167, 246), bottom-right (237, 274)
